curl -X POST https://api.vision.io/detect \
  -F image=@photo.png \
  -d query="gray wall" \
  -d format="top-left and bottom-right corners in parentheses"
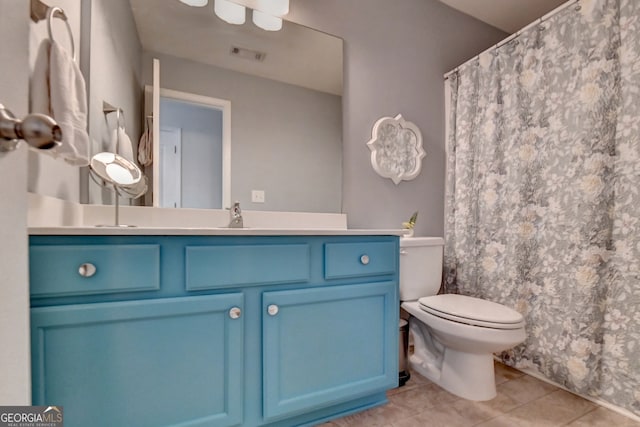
top-left (160, 98), bottom-right (224, 209)
top-left (287, 0), bottom-right (507, 236)
top-left (144, 52), bottom-right (343, 213)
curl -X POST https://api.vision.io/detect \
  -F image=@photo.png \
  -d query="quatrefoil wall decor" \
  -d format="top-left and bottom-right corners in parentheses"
top-left (366, 114), bottom-right (425, 185)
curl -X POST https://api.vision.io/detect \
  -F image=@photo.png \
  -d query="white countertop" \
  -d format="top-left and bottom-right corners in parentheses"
top-left (29, 227), bottom-right (405, 236)
top-left (27, 194), bottom-right (406, 237)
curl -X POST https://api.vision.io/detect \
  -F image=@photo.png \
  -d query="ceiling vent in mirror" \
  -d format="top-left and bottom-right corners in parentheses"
top-left (230, 46), bottom-right (266, 62)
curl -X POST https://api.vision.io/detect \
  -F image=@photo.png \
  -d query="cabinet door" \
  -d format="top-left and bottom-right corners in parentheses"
top-left (31, 294), bottom-right (244, 427)
top-left (262, 282), bottom-right (397, 422)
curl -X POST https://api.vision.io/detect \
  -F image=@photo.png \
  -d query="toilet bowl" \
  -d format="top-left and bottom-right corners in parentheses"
top-left (400, 237), bottom-right (526, 401)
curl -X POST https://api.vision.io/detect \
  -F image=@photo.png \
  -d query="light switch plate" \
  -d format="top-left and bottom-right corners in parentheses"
top-left (252, 190), bottom-right (265, 203)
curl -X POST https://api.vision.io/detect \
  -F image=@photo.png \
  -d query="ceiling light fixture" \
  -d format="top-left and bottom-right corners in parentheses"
top-left (178, 0), bottom-right (209, 6)
top-left (252, 9), bottom-right (282, 31)
top-left (214, 0), bottom-right (246, 25)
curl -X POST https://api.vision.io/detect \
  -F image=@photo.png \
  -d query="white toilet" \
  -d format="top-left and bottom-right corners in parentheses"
top-left (400, 237), bottom-right (526, 401)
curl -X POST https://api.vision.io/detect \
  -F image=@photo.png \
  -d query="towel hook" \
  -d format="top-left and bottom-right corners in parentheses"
top-left (47, 6), bottom-right (76, 61)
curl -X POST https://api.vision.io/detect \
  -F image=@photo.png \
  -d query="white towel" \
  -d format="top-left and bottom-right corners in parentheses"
top-left (137, 125), bottom-right (153, 166)
top-left (110, 125), bottom-right (135, 164)
top-left (30, 39), bottom-right (90, 166)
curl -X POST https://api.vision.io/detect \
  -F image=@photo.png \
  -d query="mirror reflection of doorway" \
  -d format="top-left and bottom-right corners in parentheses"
top-left (158, 126), bottom-right (182, 208)
top-left (158, 96), bottom-right (225, 209)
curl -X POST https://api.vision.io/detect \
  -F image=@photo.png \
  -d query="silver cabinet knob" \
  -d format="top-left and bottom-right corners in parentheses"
top-left (267, 304), bottom-right (279, 316)
top-left (78, 263), bottom-right (97, 277)
top-left (360, 254), bottom-right (370, 265)
top-left (229, 307), bottom-right (242, 319)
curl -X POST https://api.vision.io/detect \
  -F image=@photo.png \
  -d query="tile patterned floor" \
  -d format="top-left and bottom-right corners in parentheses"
top-left (319, 362), bottom-right (640, 427)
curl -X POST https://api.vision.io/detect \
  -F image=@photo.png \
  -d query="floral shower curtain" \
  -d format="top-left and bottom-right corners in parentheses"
top-left (444, 0), bottom-right (639, 416)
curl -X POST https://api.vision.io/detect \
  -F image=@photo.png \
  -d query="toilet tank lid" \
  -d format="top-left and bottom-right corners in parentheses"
top-left (400, 237), bottom-right (444, 247)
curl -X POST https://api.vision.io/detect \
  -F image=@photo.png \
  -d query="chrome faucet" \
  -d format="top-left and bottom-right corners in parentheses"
top-left (228, 201), bottom-right (243, 228)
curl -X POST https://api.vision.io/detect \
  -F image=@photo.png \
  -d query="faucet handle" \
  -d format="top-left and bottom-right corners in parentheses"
top-left (228, 200), bottom-right (243, 228)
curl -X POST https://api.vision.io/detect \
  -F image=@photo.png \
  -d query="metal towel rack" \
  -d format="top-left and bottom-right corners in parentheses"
top-left (103, 101), bottom-right (125, 154)
top-left (30, 0), bottom-right (76, 61)
top-left (103, 101), bottom-right (125, 128)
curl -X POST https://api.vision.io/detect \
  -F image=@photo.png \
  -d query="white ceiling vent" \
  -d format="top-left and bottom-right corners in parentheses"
top-left (230, 46), bottom-right (266, 62)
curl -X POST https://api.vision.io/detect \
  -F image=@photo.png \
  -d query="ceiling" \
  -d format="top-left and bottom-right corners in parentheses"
top-left (437, 0), bottom-right (569, 33)
top-left (130, 0), bottom-right (343, 95)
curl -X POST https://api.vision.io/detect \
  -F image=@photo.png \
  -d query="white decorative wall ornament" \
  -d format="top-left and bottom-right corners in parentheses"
top-left (366, 114), bottom-right (425, 185)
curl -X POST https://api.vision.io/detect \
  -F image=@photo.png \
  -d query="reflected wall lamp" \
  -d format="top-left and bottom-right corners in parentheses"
top-left (215, 0), bottom-right (246, 24)
top-left (252, 9), bottom-right (281, 31)
top-left (178, 0), bottom-right (209, 6)
top-left (251, 0), bottom-right (288, 30)
top-left (179, 0), bottom-right (288, 31)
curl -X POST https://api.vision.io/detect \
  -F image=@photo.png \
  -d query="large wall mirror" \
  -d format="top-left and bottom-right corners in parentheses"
top-left (85, 0), bottom-right (343, 213)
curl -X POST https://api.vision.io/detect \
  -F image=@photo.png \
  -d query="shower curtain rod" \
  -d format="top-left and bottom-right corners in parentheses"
top-left (443, 0), bottom-right (579, 80)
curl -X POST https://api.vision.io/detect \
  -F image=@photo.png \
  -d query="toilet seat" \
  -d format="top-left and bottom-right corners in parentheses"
top-left (418, 294), bottom-right (525, 330)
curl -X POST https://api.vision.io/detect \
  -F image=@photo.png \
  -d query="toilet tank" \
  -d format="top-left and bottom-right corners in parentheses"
top-left (399, 237), bottom-right (444, 301)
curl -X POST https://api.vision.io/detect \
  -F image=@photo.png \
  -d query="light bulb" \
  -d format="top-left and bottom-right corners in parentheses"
top-left (215, 0), bottom-right (246, 25)
top-left (254, 0), bottom-right (289, 17)
top-left (178, 0), bottom-right (208, 6)
top-left (252, 9), bottom-right (282, 31)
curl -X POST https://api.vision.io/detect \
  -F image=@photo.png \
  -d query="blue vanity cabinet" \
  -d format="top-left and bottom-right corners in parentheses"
top-left (262, 281), bottom-right (398, 422)
top-left (29, 234), bottom-right (399, 427)
top-left (30, 294), bottom-right (245, 427)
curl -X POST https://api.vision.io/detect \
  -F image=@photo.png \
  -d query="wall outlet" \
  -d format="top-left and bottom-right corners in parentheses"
top-left (251, 190), bottom-right (265, 203)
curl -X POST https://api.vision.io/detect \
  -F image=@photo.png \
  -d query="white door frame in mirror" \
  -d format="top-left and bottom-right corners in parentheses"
top-left (366, 114), bottom-right (425, 185)
top-left (149, 86), bottom-right (231, 210)
top-left (158, 126), bottom-right (182, 208)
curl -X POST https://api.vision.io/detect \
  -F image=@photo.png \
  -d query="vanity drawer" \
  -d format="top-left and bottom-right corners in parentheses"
top-left (324, 241), bottom-right (397, 279)
top-left (185, 244), bottom-right (310, 290)
top-left (30, 244), bottom-right (161, 297)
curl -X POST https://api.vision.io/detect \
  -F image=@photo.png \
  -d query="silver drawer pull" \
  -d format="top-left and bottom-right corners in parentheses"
top-left (229, 307), bottom-right (242, 319)
top-left (360, 254), bottom-right (370, 265)
top-left (78, 263), bottom-right (96, 277)
top-left (267, 304), bottom-right (279, 316)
